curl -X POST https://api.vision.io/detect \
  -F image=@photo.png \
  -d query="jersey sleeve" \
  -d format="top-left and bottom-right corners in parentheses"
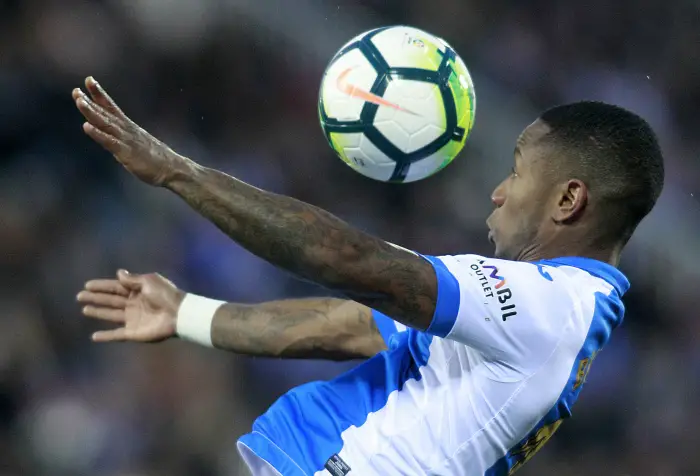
top-left (422, 254), bottom-right (569, 368)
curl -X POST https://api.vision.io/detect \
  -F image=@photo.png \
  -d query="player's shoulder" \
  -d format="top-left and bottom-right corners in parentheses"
top-left (432, 253), bottom-right (628, 298)
top-left (533, 256), bottom-right (630, 297)
top-left (430, 253), bottom-right (628, 334)
top-left (430, 253), bottom-right (567, 302)
top-left (420, 253), bottom-right (629, 375)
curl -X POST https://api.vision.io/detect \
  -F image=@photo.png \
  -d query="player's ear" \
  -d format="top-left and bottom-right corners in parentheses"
top-left (553, 179), bottom-right (587, 223)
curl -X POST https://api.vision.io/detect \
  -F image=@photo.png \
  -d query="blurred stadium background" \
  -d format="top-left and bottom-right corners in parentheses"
top-left (1, 0), bottom-right (700, 475)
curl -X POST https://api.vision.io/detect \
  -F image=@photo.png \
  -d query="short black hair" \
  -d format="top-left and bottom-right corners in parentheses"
top-left (539, 101), bottom-right (665, 245)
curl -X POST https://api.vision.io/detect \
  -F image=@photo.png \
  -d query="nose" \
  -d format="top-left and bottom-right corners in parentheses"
top-left (491, 180), bottom-right (507, 208)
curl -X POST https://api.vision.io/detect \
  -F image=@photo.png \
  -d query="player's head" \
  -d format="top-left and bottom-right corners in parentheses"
top-left (487, 101), bottom-right (665, 262)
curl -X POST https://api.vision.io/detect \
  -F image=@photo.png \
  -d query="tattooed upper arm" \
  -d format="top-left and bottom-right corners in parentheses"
top-left (210, 298), bottom-right (387, 360)
top-left (341, 242), bottom-right (438, 331)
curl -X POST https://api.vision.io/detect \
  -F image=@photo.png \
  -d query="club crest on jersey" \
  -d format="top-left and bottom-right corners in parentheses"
top-left (470, 260), bottom-right (518, 321)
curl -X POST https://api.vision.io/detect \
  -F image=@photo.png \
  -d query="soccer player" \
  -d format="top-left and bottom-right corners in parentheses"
top-left (73, 77), bottom-right (664, 475)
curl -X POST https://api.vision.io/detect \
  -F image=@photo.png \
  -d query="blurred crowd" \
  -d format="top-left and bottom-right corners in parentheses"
top-left (1, 0), bottom-right (699, 475)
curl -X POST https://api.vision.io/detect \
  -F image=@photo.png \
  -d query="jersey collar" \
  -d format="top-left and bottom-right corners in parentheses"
top-left (539, 256), bottom-right (631, 296)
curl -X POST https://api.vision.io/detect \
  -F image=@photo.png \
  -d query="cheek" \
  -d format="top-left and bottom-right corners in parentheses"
top-left (504, 183), bottom-right (546, 226)
top-left (502, 183), bottom-right (529, 214)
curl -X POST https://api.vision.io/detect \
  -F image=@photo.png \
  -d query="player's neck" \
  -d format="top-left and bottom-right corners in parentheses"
top-left (518, 241), bottom-right (622, 267)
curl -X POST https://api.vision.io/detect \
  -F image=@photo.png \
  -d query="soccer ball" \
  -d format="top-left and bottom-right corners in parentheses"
top-left (318, 26), bottom-right (476, 183)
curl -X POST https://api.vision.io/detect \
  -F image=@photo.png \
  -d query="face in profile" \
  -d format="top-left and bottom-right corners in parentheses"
top-left (486, 120), bottom-right (558, 261)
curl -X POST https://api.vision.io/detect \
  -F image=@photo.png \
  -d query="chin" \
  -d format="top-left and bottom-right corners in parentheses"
top-left (492, 244), bottom-right (504, 259)
top-left (492, 244), bottom-right (514, 261)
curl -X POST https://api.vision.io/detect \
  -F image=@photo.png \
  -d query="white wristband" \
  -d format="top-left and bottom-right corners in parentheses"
top-left (176, 293), bottom-right (226, 347)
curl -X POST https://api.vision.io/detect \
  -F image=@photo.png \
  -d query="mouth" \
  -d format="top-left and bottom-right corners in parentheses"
top-left (486, 217), bottom-right (494, 244)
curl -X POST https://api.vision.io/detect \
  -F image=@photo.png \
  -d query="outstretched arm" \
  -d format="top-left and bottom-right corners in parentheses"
top-left (78, 271), bottom-right (386, 360)
top-left (72, 77), bottom-right (438, 331)
top-left (212, 298), bottom-right (385, 360)
top-left (165, 164), bottom-right (436, 329)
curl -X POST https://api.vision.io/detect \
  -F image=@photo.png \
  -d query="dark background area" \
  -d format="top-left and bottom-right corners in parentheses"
top-left (1, 1), bottom-right (699, 475)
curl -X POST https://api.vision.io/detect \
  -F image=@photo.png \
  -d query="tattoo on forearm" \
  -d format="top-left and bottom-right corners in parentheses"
top-left (211, 299), bottom-right (385, 360)
top-left (167, 165), bottom-right (437, 329)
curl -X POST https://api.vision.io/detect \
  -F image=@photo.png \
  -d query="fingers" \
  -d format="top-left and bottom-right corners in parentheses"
top-left (81, 271), bottom-right (143, 297)
top-left (83, 122), bottom-right (128, 155)
top-left (92, 328), bottom-right (128, 342)
top-left (82, 305), bottom-right (125, 323)
top-left (74, 91), bottom-right (123, 136)
top-left (84, 279), bottom-right (130, 296)
top-left (85, 77), bottom-right (126, 119)
top-left (77, 291), bottom-right (127, 309)
top-left (117, 269), bottom-right (144, 291)
top-left (73, 83), bottom-right (131, 155)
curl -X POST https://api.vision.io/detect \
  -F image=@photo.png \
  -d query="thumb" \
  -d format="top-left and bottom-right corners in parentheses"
top-left (117, 269), bottom-right (143, 291)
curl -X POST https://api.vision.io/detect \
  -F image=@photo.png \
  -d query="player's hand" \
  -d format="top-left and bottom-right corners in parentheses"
top-left (72, 77), bottom-right (187, 187)
top-left (77, 270), bottom-right (185, 343)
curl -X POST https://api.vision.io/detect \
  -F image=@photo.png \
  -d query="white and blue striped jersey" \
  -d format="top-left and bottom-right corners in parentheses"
top-left (237, 254), bottom-right (628, 476)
